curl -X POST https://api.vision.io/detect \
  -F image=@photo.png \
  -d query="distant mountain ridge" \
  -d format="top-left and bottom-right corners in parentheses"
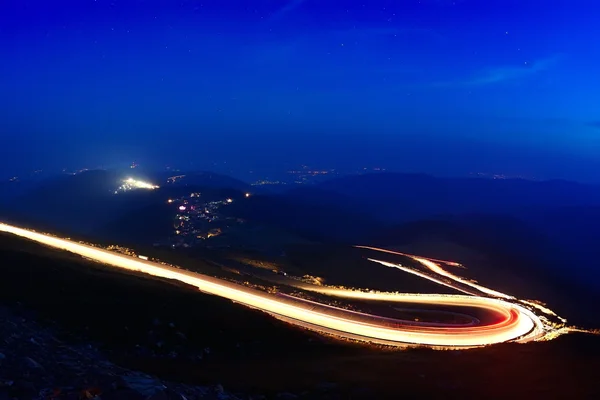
top-left (271, 173), bottom-right (600, 292)
top-left (220, 194), bottom-right (380, 243)
top-left (0, 169), bottom-right (248, 238)
top-left (289, 172), bottom-right (600, 223)
top-left (3, 169), bottom-right (600, 295)
top-left (153, 170), bottom-right (251, 191)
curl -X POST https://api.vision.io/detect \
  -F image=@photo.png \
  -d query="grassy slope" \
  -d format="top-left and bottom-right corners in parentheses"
top-left (0, 233), bottom-right (599, 399)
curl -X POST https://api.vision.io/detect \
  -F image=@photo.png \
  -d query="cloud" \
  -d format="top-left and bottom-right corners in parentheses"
top-left (466, 57), bottom-right (558, 85)
top-left (269, 0), bottom-right (306, 21)
top-left (435, 54), bottom-right (563, 87)
top-left (330, 27), bottom-right (446, 42)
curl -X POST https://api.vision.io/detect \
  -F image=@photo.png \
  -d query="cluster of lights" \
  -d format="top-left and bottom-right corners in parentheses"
top-left (114, 178), bottom-right (160, 194)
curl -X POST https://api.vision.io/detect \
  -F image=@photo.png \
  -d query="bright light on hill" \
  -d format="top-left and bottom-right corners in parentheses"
top-left (114, 178), bottom-right (160, 194)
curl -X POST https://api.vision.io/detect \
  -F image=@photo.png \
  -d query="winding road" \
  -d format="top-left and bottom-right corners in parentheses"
top-left (0, 222), bottom-right (573, 348)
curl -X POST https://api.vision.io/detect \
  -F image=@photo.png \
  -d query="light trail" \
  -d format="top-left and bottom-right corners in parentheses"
top-left (0, 222), bottom-right (580, 348)
top-left (356, 245), bottom-right (514, 299)
top-left (355, 245), bottom-right (463, 267)
top-left (366, 258), bottom-right (478, 296)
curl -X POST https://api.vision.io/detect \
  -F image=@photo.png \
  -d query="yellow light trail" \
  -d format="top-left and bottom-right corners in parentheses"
top-left (356, 245), bottom-right (514, 299)
top-left (0, 223), bottom-right (582, 348)
top-left (366, 258), bottom-right (478, 296)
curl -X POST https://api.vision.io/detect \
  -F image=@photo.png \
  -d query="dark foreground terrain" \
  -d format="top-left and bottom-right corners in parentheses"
top-left (1, 233), bottom-right (600, 399)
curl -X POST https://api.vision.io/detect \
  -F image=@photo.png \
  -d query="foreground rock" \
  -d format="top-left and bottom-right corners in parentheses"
top-left (0, 306), bottom-right (239, 400)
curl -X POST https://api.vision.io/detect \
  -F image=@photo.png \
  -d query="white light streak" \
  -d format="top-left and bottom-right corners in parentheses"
top-left (0, 223), bottom-right (589, 348)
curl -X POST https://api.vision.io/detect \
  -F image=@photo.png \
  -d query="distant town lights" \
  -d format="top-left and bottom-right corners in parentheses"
top-left (124, 177), bottom-right (159, 190)
top-left (115, 177), bottom-right (160, 194)
top-left (226, 198), bottom-right (233, 203)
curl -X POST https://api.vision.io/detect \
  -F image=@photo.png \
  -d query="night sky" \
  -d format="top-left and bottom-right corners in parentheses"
top-left (2, 0), bottom-right (599, 181)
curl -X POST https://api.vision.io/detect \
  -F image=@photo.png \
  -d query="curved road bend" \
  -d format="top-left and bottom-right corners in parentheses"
top-left (0, 222), bottom-right (560, 348)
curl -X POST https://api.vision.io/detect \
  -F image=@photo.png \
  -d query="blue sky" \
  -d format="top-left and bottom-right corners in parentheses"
top-left (1, 0), bottom-right (599, 180)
